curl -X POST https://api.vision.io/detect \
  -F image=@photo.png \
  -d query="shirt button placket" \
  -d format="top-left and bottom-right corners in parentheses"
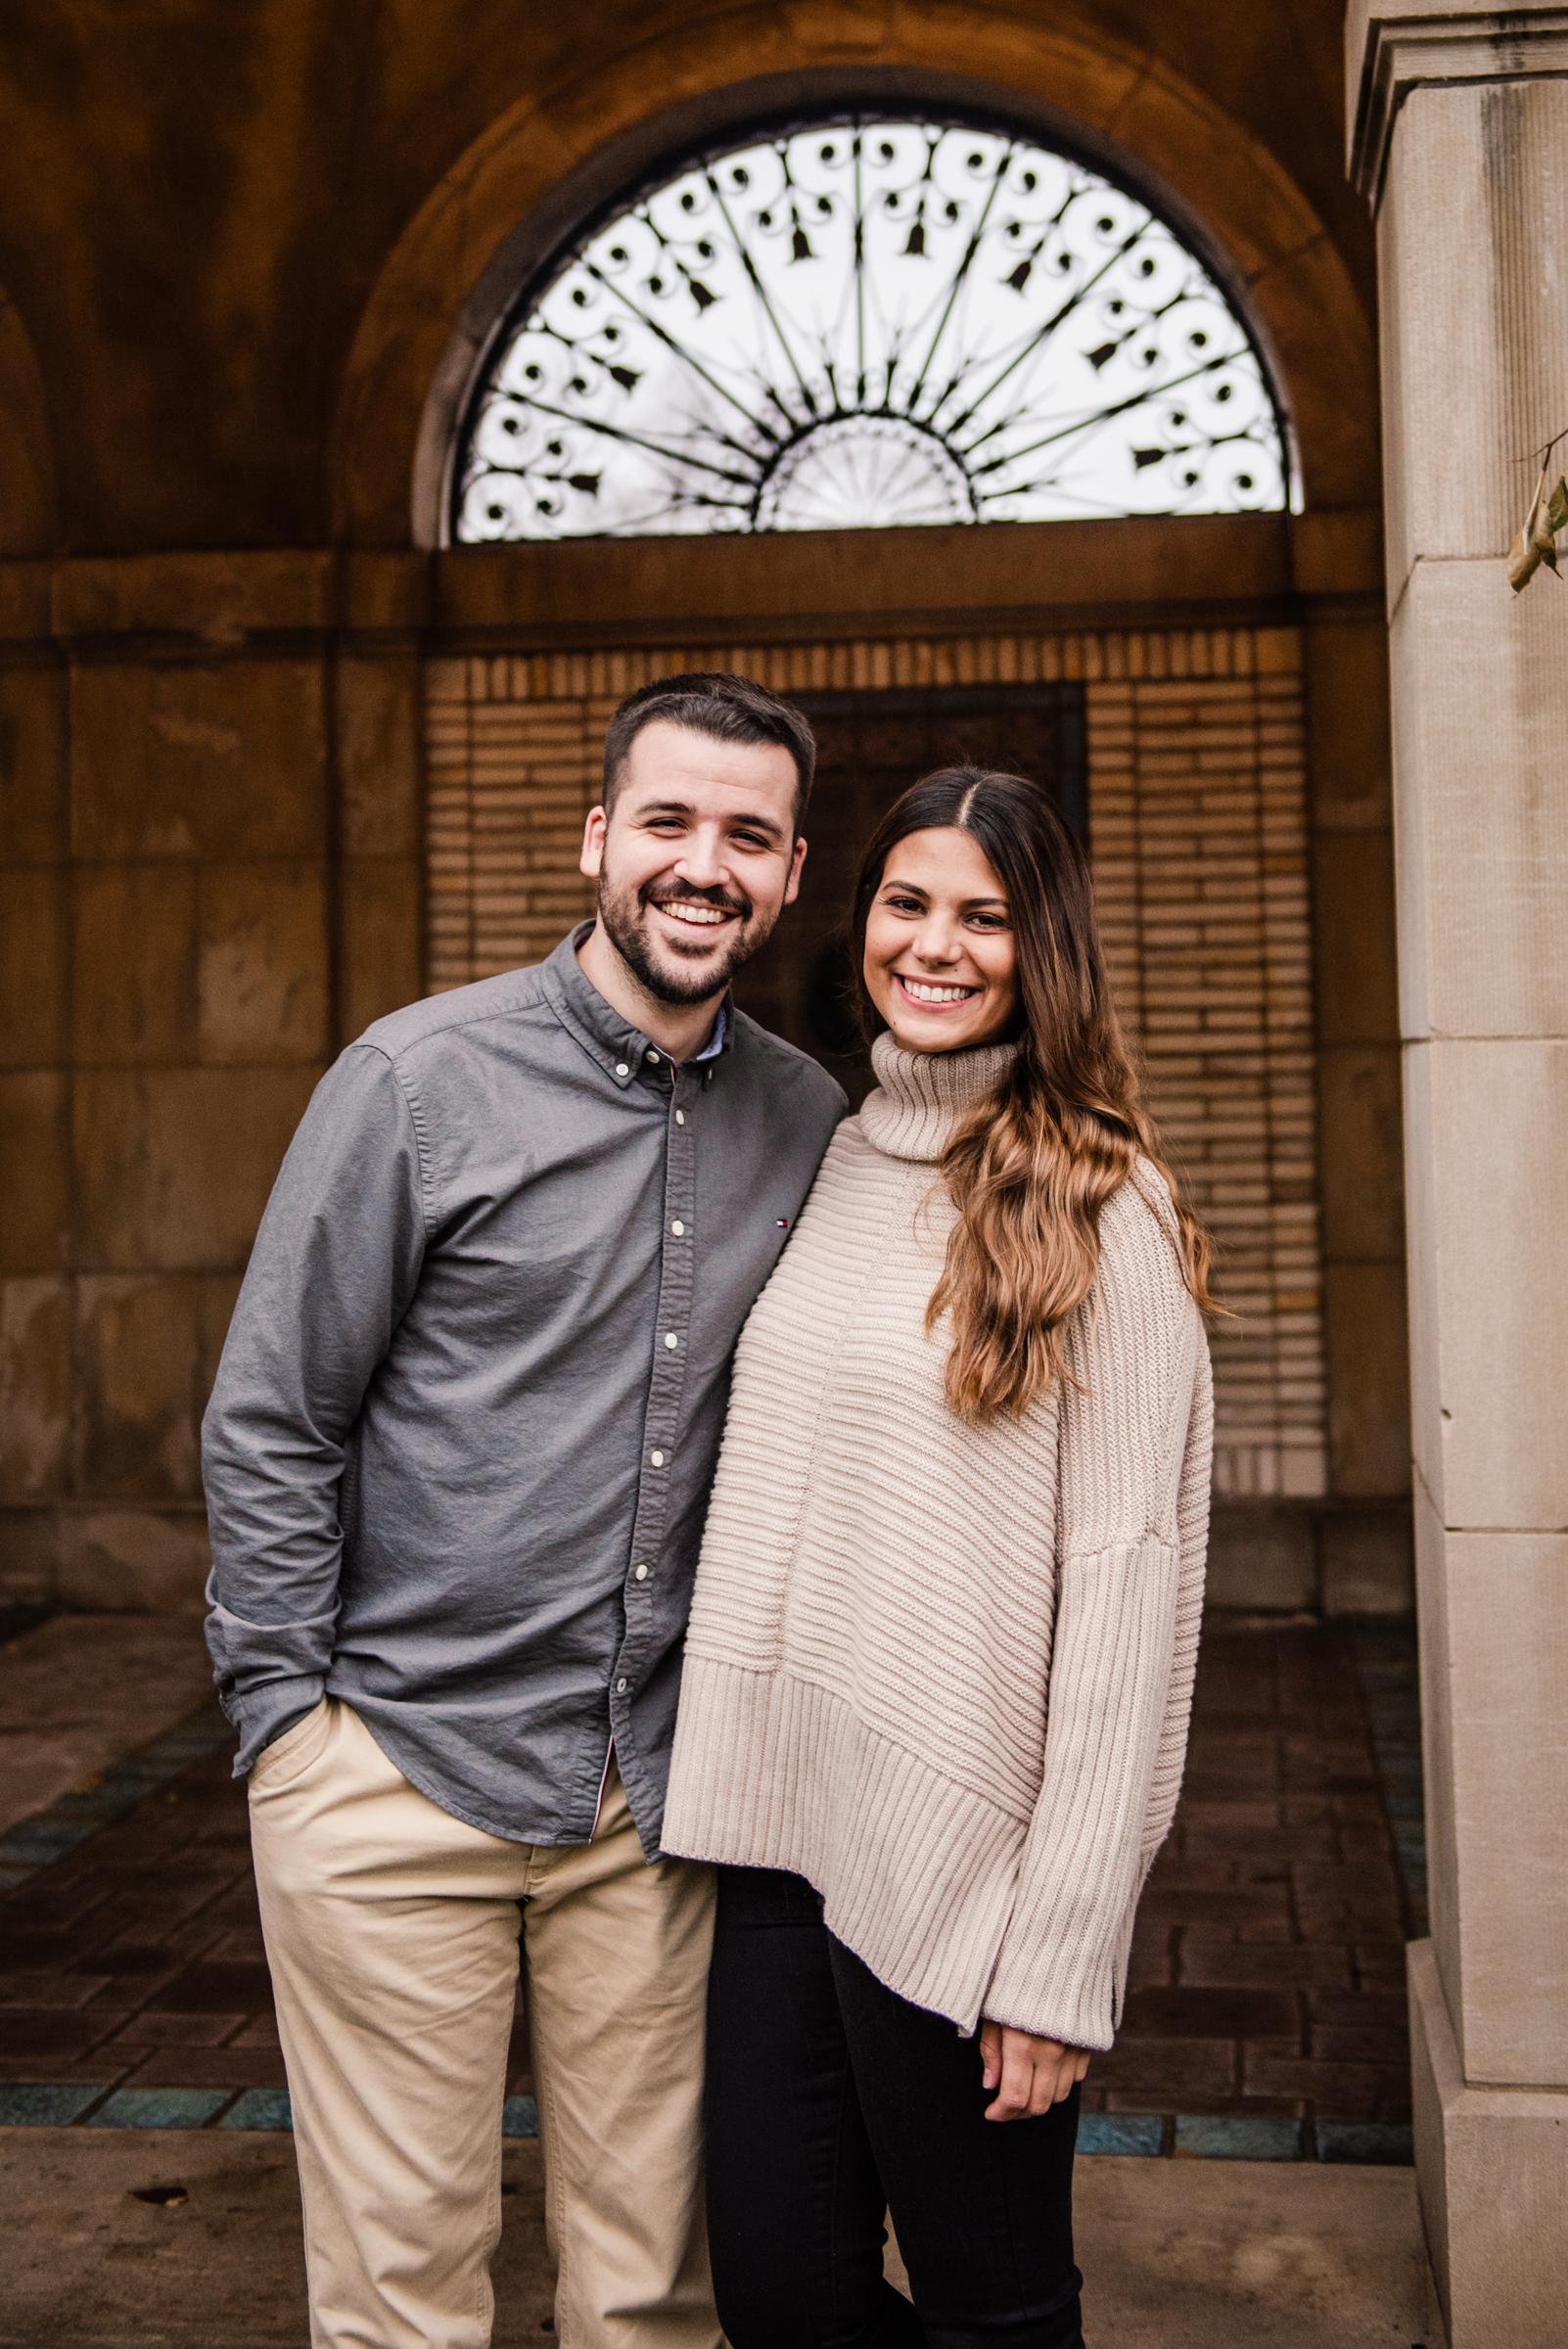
top-left (622, 1065), bottom-right (699, 1685)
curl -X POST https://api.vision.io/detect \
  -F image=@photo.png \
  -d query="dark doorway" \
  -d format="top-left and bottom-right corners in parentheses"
top-left (732, 681), bottom-right (1086, 1102)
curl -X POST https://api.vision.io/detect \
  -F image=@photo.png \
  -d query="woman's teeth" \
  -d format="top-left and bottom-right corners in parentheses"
top-left (899, 977), bottom-right (978, 1003)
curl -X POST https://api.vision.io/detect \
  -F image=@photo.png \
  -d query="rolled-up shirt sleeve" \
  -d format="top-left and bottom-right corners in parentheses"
top-left (202, 1043), bottom-right (428, 1771)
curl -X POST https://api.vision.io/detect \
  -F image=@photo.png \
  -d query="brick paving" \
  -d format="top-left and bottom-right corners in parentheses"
top-left (0, 1616), bottom-right (1417, 2153)
top-left (1083, 1617), bottom-right (1417, 2147)
top-left (0, 1727), bottom-right (535, 2128)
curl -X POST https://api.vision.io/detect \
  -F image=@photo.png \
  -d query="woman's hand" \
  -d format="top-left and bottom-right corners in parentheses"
top-left (979, 2020), bottom-right (1090, 2121)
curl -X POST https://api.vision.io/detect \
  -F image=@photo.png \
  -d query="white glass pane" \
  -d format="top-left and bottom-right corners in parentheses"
top-left (455, 117), bottom-right (1289, 541)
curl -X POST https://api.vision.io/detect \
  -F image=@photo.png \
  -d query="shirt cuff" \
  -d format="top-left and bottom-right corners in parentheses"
top-left (223, 1673), bottom-right (326, 1776)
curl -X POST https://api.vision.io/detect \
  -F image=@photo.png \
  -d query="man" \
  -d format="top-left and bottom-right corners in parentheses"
top-left (203, 671), bottom-right (846, 2349)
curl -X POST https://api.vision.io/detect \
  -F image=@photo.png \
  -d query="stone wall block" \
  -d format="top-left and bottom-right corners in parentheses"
top-left (70, 862), bottom-right (197, 1065)
top-left (73, 1273), bottom-right (202, 1502)
top-left (0, 1275), bottom-right (70, 1497)
top-left (338, 655), bottom-right (422, 859)
top-left (0, 664), bottom-right (68, 864)
top-left (1407, 1036), bottom-right (1568, 1530)
top-left (57, 1509), bottom-right (211, 1614)
top-left (1196, 1499), bottom-right (1316, 1610)
top-left (1380, 80), bottom-right (1568, 593)
top-left (1322, 1259), bottom-right (1410, 1497)
top-left (72, 1066), bottom-right (320, 1273)
top-left (197, 861), bottom-right (330, 1064)
top-left (53, 552), bottom-right (333, 641)
top-left (0, 1070), bottom-right (69, 1273)
top-left (1304, 619), bottom-right (1393, 830)
top-left (1408, 1941), bottom-right (1568, 2348)
top-left (1318, 1502), bottom-right (1414, 1614)
top-left (1392, 564), bottom-right (1568, 1043)
top-left (0, 1507), bottom-right (62, 1604)
top-left (1313, 836), bottom-right (1400, 1045)
top-left (1413, 1476), bottom-right (1459, 2024)
top-left (0, 864), bottom-right (68, 1067)
top-left (70, 661), bottom-right (329, 862)
top-left (1317, 1046), bottom-right (1405, 1260)
top-left (341, 856), bottom-right (423, 1043)
top-left (1445, 1528), bottom-right (1568, 2083)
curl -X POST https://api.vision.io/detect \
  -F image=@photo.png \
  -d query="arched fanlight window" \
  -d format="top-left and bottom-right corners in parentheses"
top-left (452, 114), bottom-right (1291, 541)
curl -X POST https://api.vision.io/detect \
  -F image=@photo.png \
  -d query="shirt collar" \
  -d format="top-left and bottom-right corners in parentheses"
top-left (692, 1003), bottom-right (727, 1062)
top-left (543, 923), bottom-right (732, 1089)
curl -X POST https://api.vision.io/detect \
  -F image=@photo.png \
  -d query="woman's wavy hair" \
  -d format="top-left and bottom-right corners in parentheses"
top-left (851, 766), bottom-right (1218, 1422)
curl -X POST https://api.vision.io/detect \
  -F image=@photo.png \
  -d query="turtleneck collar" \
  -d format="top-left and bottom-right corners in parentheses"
top-left (857, 1031), bottom-right (1017, 1163)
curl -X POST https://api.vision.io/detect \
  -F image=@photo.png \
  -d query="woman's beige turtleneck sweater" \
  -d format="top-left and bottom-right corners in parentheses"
top-left (663, 1033), bottom-right (1213, 2052)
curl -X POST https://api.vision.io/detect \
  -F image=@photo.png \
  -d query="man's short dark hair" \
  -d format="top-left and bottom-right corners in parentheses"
top-left (602, 671), bottom-right (816, 831)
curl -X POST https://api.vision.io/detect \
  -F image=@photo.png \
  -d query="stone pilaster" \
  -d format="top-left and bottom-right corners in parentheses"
top-left (1348, 10), bottom-right (1568, 2342)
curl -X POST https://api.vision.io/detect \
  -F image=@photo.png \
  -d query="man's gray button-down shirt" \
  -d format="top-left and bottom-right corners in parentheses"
top-left (202, 927), bottom-right (846, 1856)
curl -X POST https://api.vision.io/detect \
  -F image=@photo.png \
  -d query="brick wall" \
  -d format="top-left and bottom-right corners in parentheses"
top-left (425, 627), bottom-right (1323, 1504)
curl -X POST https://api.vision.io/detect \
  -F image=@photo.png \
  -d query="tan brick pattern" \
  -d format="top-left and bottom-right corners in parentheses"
top-left (424, 628), bottom-right (1323, 1503)
top-left (1086, 641), bottom-right (1322, 1500)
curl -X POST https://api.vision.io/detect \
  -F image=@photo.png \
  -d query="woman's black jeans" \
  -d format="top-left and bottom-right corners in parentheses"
top-left (705, 1866), bottom-right (1084, 2349)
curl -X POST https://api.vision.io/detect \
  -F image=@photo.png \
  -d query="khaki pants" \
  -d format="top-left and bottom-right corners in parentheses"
top-left (248, 1698), bottom-right (720, 2349)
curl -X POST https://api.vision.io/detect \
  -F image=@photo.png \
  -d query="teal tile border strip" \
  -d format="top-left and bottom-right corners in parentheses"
top-left (0, 2082), bottom-right (540, 2138)
top-left (1352, 1621), bottom-right (1428, 1936)
top-left (0, 1700), bottom-right (236, 1894)
top-left (1176, 2115), bottom-right (1303, 2161)
top-left (87, 2088), bottom-right (232, 2130)
top-left (0, 2085), bottom-right (1408, 2162)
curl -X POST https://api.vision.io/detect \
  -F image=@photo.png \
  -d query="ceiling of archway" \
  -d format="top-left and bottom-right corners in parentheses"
top-left (453, 115), bottom-right (1290, 543)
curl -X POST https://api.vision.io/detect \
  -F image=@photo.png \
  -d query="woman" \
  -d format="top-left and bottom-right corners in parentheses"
top-left (663, 767), bottom-right (1215, 2349)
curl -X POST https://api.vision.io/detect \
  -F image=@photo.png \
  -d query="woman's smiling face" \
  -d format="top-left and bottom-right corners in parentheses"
top-left (863, 825), bottom-right (1019, 1054)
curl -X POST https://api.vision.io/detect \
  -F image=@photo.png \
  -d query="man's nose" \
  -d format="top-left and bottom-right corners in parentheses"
top-left (673, 828), bottom-right (729, 888)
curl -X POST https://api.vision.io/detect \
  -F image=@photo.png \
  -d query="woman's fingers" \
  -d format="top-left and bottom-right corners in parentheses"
top-left (983, 2032), bottom-right (1036, 2120)
top-left (981, 2028), bottom-right (1092, 2119)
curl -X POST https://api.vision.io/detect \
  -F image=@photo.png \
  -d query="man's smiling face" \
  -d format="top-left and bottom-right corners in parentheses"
top-left (579, 718), bottom-right (807, 1008)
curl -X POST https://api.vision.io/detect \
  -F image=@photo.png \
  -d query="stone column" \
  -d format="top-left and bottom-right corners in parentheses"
top-left (1346, 8), bottom-right (1568, 2342)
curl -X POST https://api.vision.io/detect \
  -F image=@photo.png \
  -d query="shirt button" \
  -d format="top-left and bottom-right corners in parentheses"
top-left (616, 1677), bottom-right (628, 1694)
top-left (616, 1062), bottom-right (629, 1078)
top-left (634, 1564), bottom-right (649, 1583)
top-left (675, 1110), bottom-right (685, 1126)
top-left (646, 1048), bottom-right (660, 1064)
top-left (665, 1332), bottom-right (678, 1350)
top-left (670, 1220), bottom-right (685, 1236)
top-left (650, 1450), bottom-right (665, 1467)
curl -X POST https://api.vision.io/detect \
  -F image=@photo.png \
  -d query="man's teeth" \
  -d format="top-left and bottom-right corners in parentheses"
top-left (901, 978), bottom-right (978, 1003)
top-left (659, 901), bottom-right (731, 926)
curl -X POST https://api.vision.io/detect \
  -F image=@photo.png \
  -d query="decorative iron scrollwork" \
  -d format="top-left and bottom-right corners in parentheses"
top-left (454, 116), bottom-right (1289, 541)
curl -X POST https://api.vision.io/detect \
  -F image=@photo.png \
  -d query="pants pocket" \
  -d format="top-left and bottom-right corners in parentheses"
top-left (249, 1696), bottom-right (334, 1795)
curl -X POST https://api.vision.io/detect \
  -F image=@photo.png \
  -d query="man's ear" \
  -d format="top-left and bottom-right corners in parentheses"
top-left (783, 834), bottom-right (807, 905)
top-left (580, 806), bottom-right (608, 880)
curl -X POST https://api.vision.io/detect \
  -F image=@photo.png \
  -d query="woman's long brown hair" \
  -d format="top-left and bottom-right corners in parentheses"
top-left (851, 766), bottom-right (1218, 1422)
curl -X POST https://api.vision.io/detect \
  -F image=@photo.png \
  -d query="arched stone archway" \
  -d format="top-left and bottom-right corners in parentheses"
top-left (320, 0), bottom-right (1407, 1619)
top-left (329, 4), bottom-right (1377, 545)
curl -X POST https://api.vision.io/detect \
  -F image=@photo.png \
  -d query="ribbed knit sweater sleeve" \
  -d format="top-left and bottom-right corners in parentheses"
top-left (980, 1177), bottom-right (1208, 2050)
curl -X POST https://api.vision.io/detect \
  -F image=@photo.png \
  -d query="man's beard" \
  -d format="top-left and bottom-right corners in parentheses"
top-left (594, 868), bottom-right (774, 1007)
